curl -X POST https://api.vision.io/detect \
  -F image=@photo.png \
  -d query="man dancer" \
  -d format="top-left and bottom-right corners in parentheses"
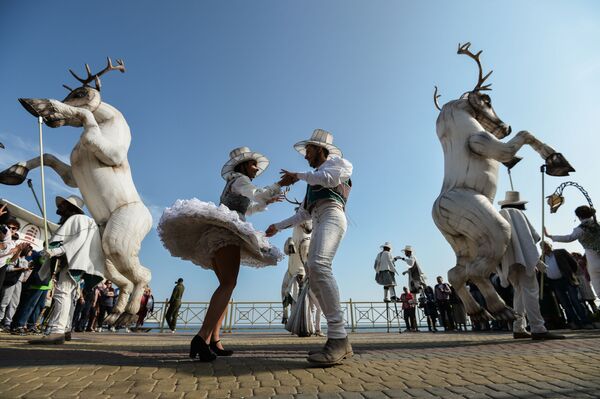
top-left (398, 245), bottom-right (427, 295)
top-left (497, 191), bottom-right (564, 340)
top-left (267, 128), bottom-right (352, 366)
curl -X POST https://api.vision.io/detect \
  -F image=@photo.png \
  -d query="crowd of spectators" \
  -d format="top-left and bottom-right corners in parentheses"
top-left (404, 251), bottom-right (600, 334)
top-left (1, 202), bottom-right (154, 337)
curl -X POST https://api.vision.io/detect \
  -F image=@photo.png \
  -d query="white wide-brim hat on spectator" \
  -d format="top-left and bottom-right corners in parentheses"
top-left (294, 129), bottom-right (342, 158)
top-left (380, 242), bottom-right (393, 250)
top-left (221, 146), bottom-right (269, 180)
top-left (55, 195), bottom-right (85, 214)
top-left (498, 191), bottom-right (528, 206)
top-left (402, 245), bottom-right (413, 253)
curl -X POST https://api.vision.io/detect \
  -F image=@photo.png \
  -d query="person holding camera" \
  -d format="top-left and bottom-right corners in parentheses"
top-left (0, 236), bottom-right (33, 331)
top-left (0, 213), bottom-right (24, 290)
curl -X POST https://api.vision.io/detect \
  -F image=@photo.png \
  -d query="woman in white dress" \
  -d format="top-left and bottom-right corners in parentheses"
top-left (158, 147), bottom-right (283, 361)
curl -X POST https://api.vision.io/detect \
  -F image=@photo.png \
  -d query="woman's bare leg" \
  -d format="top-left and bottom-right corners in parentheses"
top-left (197, 245), bottom-right (240, 343)
top-left (210, 309), bottom-right (229, 349)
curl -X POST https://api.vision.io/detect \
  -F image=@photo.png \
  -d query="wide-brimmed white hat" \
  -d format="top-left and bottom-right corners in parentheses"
top-left (498, 191), bottom-right (528, 206)
top-left (294, 129), bottom-right (342, 159)
top-left (220, 146), bottom-right (269, 180)
top-left (402, 245), bottom-right (413, 253)
top-left (55, 195), bottom-right (85, 214)
top-left (380, 242), bottom-right (393, 250)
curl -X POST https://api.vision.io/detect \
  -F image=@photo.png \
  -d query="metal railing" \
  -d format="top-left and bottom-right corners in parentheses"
top-left (144, 299), bottom-right (446, 332)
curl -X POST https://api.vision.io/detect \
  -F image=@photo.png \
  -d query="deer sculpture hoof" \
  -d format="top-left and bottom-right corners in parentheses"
top-left (0, 164), bottom-right (29, 185)
top-left (490, 306), bottom-right (515, 321)
top-left (468, 308), bottom-right (494, 323)
top-left (116, 312), bottom-right (138, 327)
top-left (18, 98), bottom-right (66, 128)
top-left (103, 312), bottom-right (120, 327)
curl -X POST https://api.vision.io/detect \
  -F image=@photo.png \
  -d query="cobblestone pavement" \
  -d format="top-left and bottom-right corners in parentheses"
top-left (1, 329), bottom-right (600, 398)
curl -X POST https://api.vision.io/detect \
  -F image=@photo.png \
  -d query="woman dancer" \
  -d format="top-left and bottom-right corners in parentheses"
top-left (158, 147), bottom-right (283, 361)
top-left (546, 205), bottom-right (600, 300)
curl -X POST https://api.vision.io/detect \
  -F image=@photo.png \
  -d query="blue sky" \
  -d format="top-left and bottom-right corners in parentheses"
top-left (1, 1), bottom-right (599, 302)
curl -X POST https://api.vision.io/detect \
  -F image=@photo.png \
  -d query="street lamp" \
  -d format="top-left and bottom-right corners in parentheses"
top-left (547, 181), bottom-right (593, 214)
top-left (539, 153), bottom-right (575, 299)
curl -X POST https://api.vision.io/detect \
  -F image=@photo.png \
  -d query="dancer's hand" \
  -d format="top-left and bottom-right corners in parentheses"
top-left (265, 224), bottom-right (278, 237)
top-left (543, 227), bottom-right (550, 237)
top-left (0, 204), bottom-right (7, 218)
top-left (267, 194), bottom-right (284, 205)
top-left (278, 170), bottom-right (299, 187)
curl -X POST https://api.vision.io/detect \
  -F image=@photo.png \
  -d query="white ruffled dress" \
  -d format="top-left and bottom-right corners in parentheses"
top-left (158, 174), bottom-right (283, 270)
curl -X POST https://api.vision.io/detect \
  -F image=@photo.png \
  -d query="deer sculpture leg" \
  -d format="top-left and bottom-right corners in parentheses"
top-left (0, 154), bottom-right (76, 187)
top-left (101, 202), bottom-right (152, 326)
top-left (102, 258), bottom-right (133, 325)
top-left (433, 189), bottom-right (513, 321)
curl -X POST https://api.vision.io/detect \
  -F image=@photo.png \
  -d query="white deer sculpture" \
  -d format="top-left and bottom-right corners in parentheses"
top-left (432, 43), bottom-right (573, 322)
top-left (0, 58), bottom-right (152, 326)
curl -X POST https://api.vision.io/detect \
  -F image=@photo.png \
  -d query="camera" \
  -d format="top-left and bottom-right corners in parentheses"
top-left (0, 224), bottom-right (8, 236)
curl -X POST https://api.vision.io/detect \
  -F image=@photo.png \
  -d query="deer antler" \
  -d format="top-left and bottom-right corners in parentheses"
top-left (67, 57), bottom-right (126, 91)
top-left (433, 86), bottom-right (442, 111)
top-left (457, 42), bottom-right (493, 91)
top-left (283, 187), bottom-right (302, 206)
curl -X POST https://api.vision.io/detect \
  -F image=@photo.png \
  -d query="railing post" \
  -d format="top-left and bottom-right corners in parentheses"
top-left (349, 298), bottom-right (355, 333)
top-left (222, 302), bottom-right (229, 334)
top-left (159, 298), bottom-right (168, 333)
top-left (228, 298), bottom-right (235, 333)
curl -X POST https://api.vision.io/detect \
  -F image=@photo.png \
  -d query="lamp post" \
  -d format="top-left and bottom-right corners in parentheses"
top-left (539, 153), bottom-right (576, 298)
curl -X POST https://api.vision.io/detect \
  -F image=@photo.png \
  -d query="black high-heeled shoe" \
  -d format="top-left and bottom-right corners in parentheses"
top-left (190, 335), bottom-right (217, 362)
top-left (210, 340), bottom-right (234, 356)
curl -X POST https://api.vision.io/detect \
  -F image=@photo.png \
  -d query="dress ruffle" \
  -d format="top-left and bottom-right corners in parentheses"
top-left (158, 198), bottom-right (283, 270)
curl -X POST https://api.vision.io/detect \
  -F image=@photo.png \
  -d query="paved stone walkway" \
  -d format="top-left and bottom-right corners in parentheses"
top-left (1, 329), bottom-right (600, 398)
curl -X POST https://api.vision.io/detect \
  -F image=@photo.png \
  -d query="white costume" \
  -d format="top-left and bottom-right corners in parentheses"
top-left (43, 202), bottom-right (106, 335)
top-left (374, 244), bottom-right (399, 301)
top-left (159, 147), bottom-right (283, 269)
top-left (498, 203), bottom-right (547, 334)
top-left (274, 137), bottom-right (352, 340)
top-left (399, 247), bottom-right (426, 294)
top-left (281, 221), bottom-right (322, 333)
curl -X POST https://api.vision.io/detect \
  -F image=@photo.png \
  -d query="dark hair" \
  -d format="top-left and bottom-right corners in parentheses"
top-left (233, 160), bottom-right (256, 177)
top-left (6, 218), bottom-right (20, 229)
top-left (575, 205), bottom-right (596, 220)
top-left (322, 147), bottom-right (330, 158)
top-left (233, 162), bottom-right (246, 174)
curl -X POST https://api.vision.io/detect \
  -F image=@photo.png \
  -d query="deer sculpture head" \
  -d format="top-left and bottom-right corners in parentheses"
top-left (19, 57), bottom-right (125, 127)
top-left (62, 58), bottom-right (125, 110)
top-left (435, 43), bottom-right (511, 139)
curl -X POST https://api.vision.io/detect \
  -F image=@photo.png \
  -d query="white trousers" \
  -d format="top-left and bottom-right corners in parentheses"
top-left (509, 265), bottom-right (547, 334)
top-left (306, 202), bottom-right (347, 339)
top-left (47, 267), bottom-right (77, 334)
top-left (308, 289), bottom-right (322, 332)
top-left (585, 249), bottom-right (600, 299)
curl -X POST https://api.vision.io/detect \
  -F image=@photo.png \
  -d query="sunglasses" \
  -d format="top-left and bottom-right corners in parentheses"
top-left (8, 226), bottom-right (18, 231)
